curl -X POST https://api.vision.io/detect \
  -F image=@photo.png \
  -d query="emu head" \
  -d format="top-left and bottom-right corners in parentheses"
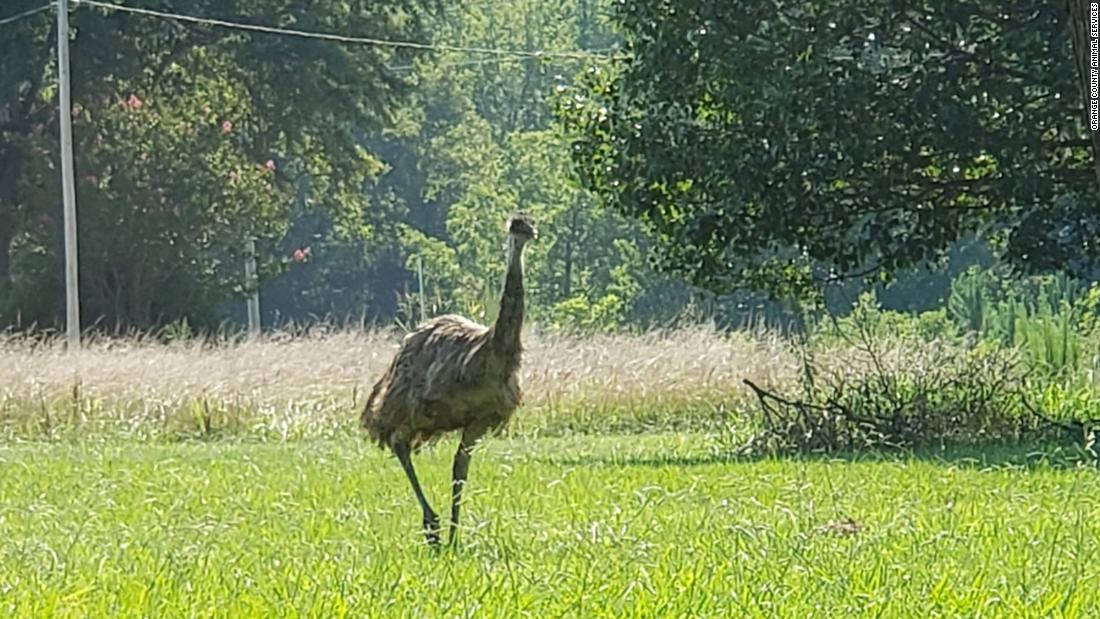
top-left (507, 211), bottom-right (537, 245)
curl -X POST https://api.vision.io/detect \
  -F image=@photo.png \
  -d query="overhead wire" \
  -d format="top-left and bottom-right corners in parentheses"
top-left (79, 0), bottom-right (624, 62)
top-left (0, 3), bottom-right (52, 27)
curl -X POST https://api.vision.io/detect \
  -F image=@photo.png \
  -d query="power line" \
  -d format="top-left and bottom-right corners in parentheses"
top-left (0, 3), bottom-right (52, 27)
top-left (80, 0), bottom-right (623, 61)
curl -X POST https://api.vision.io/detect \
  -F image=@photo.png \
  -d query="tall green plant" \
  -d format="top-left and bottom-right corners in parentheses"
top-left (985, 296), bottom-right (1024, 347)
top-left (947, 267), bottom-right (991, 335)
top-left (1016, 309), bottom-right (1080, 376)
top-left (945, 266), bottom-right (1089, 377)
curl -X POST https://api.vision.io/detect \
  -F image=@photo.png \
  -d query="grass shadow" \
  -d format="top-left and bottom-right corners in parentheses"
top-left (533, 439), bottom-right (1094, 471)
top-left (798, 441), bottom-right (1093, 470)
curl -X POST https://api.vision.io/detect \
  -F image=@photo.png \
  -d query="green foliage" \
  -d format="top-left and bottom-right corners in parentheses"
top-left (357, 2), bottom-right (703, 332)
top-left (947, 267), bottom-right (991, 335)
top-left (750, 310), bottom-right (1032, 454)
top-left (7, 0), bottom-right (1096, 336)
top-left (984, 297), bottom-right (1024, 348)
top-left (1075, 281), bottom-right (1100, 336)
top-left (160, 318), bottom-right (194, 343)
top-left (910, 308), bottom-right (958, 341)
top-left (0, 0), bottom-right (1000, 333)
top-left (549, 292), bottom-right (626, 332)
top-left (1033, 380), bottom-right (1100, 429)
top-left (562, 1), bottom-right (1097, 297)
top-left (0, 0), bottom-right (436, 329)
top-left (819, 291), bottom-right (956, 343)
top-left (944, 267), bottom-right (1090, 376)
top-left (1010, 301), bottom-right (1080, 377)
top-left (78, 70), bottom-right (289, 326)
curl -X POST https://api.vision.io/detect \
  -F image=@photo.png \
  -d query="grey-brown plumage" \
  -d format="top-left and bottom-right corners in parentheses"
top-left (361, 212), bottom-right (536, 546)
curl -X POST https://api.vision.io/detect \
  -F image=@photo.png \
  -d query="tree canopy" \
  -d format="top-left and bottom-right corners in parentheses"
top-left (3, 0), bottom-right (721, 332)
top-left (0, 0), bottom-right (432, 328)
top-left (562, 1), bottom-right (1098, 298)
top-left (4, 0), bottom-right (1079, 333)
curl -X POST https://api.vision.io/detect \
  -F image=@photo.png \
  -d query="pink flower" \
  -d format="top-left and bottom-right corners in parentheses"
top-left (291, 247), bottom-right (312, 263)
top-left (221, 120), bottom-right (233, 134)
top-left (83, 175), bottom-right (98, 186)
top-left (264, 159), bottom-right (276, 172)
top-left (126, 94), bottom-right (143, 110)
top-left (228, 170), bottom-right (239, 182)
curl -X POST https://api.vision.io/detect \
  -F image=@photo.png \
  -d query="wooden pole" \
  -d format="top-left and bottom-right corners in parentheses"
top-left (58, 0), bottom-right (81, 350)
top-left (245, 238), bottom-right (260, 336)
top-left (416, 255), bottom-right (426, 324)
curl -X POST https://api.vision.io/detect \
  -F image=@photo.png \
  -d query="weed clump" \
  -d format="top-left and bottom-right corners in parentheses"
top-left (736, 291), bottom-right (1096, 455)
top-left (741, 340), bottom-right (1031, 454)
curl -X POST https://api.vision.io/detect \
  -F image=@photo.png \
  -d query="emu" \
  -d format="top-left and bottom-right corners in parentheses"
top-left (361, 212), bottom-right (536, 546)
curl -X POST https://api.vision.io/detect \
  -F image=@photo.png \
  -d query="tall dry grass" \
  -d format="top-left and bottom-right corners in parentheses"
top-left (0, 326), bottom-right (796, 441)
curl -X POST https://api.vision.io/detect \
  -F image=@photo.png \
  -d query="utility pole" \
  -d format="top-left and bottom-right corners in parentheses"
top-left (57, 0), bottom-right (81, 350)
top-left (416, 255), bottom-right (426, 323)
top-left (244, 238), bottom-right (261, 336)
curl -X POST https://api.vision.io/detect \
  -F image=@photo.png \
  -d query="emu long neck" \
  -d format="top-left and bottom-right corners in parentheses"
top-left (490, 235), bottom-right (525, 356)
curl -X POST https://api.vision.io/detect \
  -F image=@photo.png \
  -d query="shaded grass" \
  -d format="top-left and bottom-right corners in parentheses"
top-left (1, 434), bottom-right (1098, 617)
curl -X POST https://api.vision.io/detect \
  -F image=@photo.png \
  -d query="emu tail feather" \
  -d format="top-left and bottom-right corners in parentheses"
top-left (361, 360), bottom-right (398, 449)
top-left (360, 380), bottom-right (383, 429)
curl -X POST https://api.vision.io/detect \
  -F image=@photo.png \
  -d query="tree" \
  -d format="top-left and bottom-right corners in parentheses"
top-left (0, 0), bottom-right (435, 329)
top-left (341, 0), bottom-right (684, 331)
top-left (1067, 0), bottom-right (1100, 187)
top-left (562, 1), bottom-right (1096, 298)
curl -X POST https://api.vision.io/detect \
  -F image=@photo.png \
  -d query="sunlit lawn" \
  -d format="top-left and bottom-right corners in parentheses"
top-left (0, 434), bottom-right (1097, 617)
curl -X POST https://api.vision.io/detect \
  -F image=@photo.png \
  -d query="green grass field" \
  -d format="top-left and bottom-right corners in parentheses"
top-left (1, 433), bottom-right (1097, 617)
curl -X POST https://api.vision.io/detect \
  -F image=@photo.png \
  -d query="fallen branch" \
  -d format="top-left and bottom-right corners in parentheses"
top-left (1019, 391), bottom-right (1100, 443)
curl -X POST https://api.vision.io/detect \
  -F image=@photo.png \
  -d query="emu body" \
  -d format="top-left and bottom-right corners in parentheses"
top-left (361, 212), bottom-right (535, 545)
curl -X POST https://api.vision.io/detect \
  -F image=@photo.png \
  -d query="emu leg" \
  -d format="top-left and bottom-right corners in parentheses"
top-left (449, 426), bottom-right (486, 545)
top-left (393, 442), bottom-right (440, 546)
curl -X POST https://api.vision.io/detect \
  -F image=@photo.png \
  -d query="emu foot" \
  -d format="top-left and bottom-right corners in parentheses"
top-left (423, 515), bottom-right (442, 547)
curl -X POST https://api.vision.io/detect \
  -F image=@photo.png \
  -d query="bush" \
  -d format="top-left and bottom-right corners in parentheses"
top-left (815, 292), bottom-right (957, 343)
top-left (740, 322), bottom-right (1033, 454)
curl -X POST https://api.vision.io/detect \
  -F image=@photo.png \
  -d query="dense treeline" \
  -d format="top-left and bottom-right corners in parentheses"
top-left (1, 0), bottom-right (735, 332)
top-left (1, 1), bottom-right (1096, 334)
